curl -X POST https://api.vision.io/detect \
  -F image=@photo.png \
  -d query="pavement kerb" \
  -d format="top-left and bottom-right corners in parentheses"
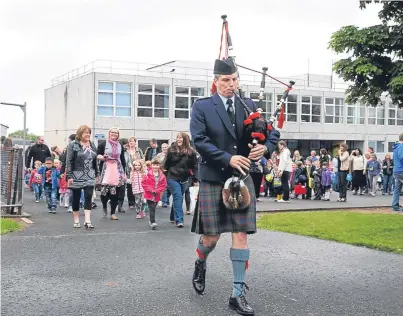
top-left (257, 204), bottom-right (391, 213)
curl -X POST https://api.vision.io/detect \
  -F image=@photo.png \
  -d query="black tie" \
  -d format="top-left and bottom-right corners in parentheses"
top-left (226, 99), bottom-right (235, 124)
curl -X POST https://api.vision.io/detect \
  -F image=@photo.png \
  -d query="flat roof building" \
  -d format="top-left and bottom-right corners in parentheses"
top-left (44, 59), bottom-right (402, 158)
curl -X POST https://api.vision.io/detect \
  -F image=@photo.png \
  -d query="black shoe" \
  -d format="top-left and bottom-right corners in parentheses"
top-left (229, 292), bottom-right (254, 315)
top-left (92, 202), bottom-right (97, 209)
top-left (192, 259), bottom-right (206, 295)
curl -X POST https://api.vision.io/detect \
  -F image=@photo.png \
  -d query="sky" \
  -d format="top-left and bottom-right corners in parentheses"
top-left (0, 0), bottom-right (383, 136)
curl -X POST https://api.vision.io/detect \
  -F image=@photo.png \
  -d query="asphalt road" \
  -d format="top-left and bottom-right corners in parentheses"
top-left (1, 196), bottom-right (403, 316)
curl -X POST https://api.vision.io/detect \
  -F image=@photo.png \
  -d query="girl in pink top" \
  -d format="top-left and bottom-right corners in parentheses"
top-left (130, 160), bottom-right (146, 219)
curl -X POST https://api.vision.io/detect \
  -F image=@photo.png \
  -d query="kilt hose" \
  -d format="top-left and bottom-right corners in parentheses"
top-left (191, 175), bottom-right (257, 235)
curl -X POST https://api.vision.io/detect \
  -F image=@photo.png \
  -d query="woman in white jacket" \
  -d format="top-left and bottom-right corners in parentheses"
top-left (277, 140), bottom-right (292, 202)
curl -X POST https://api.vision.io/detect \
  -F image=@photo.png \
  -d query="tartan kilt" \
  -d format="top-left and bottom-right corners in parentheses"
top-left (191, 175), bottom-right (257, 235)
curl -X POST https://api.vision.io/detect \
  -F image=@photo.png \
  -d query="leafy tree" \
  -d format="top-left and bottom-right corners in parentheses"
top-left (328, 1), bottom-right (403, 108)
top-left (8, 129), bottom-right (38, 142)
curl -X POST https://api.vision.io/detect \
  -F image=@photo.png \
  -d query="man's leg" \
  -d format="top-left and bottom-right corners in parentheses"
top-left (392, 176), bottom-right (403, 211)
top-left (192, 234), bottom-right (220, 295)
top-left (229, 232), bottom-right (254, 315)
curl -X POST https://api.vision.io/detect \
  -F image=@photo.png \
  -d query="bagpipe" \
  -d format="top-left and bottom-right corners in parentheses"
top-left (216, 15), bottom-right (296, 210)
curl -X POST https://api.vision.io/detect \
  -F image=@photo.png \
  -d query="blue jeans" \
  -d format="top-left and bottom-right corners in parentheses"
top-left (44, 186), bottom-right (57, 210)
top-left (168, 179), bottom-right (188, 224)
top-left (162, 188), bottom-right (170, 206)
top-left (392, 174), bottom-right (403, 210)
top-left (32, 183), bottom-right (43, 201)
top-left (332, 171), bottom-right (339, 192)
top-left (382, 174), bottom-right (393, 194)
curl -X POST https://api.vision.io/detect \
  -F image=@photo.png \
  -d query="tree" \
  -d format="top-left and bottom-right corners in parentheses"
top-left (8, 129), bottom-right (38, 142)
top-left (328, 1), bottom-right (403, 108)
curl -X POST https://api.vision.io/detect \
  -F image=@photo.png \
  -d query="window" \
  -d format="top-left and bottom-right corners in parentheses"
top-left (249, 92), bottom-right (272, 119)
top-left (325, 97), bottom-right (344, 123)
top-left (388, 104), bottom-right (403, 126)
top-left (388, 141), bottom-right (396, 152)
top-left (368, 140), bottom-right (384, 153)
top-left (174, 87), bottom-right (205, 119)
top-left (301, 96), bottom-right (321, 123)
top-left (137, 84), bottom-right (170, 118)
top-left (368, 105), bottom-right (385, 125)
top-left (138, 139), bottom-right (170, 152)
top-left (97, 82), bottom-right (132, 117)
top-left (276, 94), bottom-right (297, 122)
top-left (347, 102), bottom-right (365, 125)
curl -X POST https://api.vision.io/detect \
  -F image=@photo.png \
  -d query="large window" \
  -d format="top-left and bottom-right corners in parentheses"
top-left (301, 96), bottom-right (321, 123)
top-left (388, 141), bottom-right (395, 152)
top-left (368, 105), bottom-right (385, 125)
top-left (250, 92), bottom-right (272, 119)
top-left (388, 104), bottom-right (403, 126)
top-left (276, 94), bottom-right (297, 122)
top-left (97, 82), bottom-right (132, 117)
top-left (325, 97), bottom-right (344, 123)
top-left (174, 87), bottom-right (205, 119)
top-left (368, 140), bottom-right (384, 153)
top-left (137, 84), bottom-right (170, 118)
top-left (347, 102), bottom-right (365, 125)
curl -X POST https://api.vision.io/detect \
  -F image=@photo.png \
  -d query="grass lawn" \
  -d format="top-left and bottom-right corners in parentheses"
top-left (257, 211), bottom-right (403, 254)
top-left (0, 218), bottom-right (22, 235)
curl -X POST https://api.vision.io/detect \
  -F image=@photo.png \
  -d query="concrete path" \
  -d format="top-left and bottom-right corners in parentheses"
top-left (1, 194), bottom-right (402, 316)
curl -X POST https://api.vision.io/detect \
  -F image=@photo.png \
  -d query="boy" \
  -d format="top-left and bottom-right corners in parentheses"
top-left (37, 157), bottom-right (61, 213)
top-left (365, 153), bottom-right (381, 197)
top-left (312, 160), bottom-right (322, 200)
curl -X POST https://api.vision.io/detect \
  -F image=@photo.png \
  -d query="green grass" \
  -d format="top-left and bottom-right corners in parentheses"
top-left (0, 218), bottom-right (22, 235)
top-left (257, 211), bottom-right (403, 254)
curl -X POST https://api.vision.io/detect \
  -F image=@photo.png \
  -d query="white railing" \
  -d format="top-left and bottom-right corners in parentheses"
top-left (50, 59), bottom-right (350, 92)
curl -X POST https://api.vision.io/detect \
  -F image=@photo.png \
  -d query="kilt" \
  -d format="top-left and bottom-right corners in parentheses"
top-left (191, 175), bottom-right (257, 235)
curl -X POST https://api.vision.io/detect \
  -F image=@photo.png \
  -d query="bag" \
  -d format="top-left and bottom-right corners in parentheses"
top-left (102, 160), bottom-right (120, 186)
top-left (294, 184), bottom-right (307, 195)
top-left (308, 177), bottom-right (314, 189)
top-left (346, 173), bottom-right (352, 181)
top-left (298, 175), bottom-right (307, 183)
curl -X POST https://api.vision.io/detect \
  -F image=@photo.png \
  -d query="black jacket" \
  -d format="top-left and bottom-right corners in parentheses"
top-left (26, 143), bottom-right (51, 168)
top-left (382, 159), bottom-right (394, 175)
top-left (163, 147), bottom-right (198, 182)
top-left (144, 146), bottom-right (161, 161)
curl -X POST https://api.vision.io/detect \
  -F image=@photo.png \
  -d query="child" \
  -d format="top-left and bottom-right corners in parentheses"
top-left (312, 160), bottom-right (322, 200)
top-left (54, 159), bottom-right (62, 204)
top-left (145, 160), bottom-right (152, 174)
top-left (59, 172), bottom-right (69, 208)
top-left (37, 157), bottom-right (61, 213)
top-left (365, 153), bottom-right (381, 197)
top-left (264, 160), bottom-right (275, 197)
top-left (29, 160), bottom-right (43, 202)
top-left (141, 159), bottom-right (167, 229)
top-left (305, 158), bottom-right (313, 200)
top-left (131, 160), bottom-right (146, 219)
top-left (320, 162), bottom-right (332, 201)
top-left (293, 161), bottom-right (307, 199)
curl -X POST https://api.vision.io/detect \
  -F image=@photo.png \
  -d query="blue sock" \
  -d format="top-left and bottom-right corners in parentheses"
top-left (196, 239), bottom-right (216, 262)
top-left (230, 248), bottom-right (250, 298)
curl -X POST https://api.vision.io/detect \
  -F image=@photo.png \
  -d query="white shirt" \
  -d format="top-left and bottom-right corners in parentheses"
top-left (218, 93), bottom-right (235, 114)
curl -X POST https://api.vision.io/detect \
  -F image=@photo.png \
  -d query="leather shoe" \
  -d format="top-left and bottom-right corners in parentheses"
top-left (192, 259), bottom-right (206, 295)
top-left (229, 294), bottom-right (254, 316)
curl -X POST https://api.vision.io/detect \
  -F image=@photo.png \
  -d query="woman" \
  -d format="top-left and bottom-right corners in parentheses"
top-left (66, 125), bottom-right (98, 229)
top-left (163, 132), bottom-right (198, 228)
top-left (155, 143), bottom-right (170, 207)
top-left (338, 143), bottom-right (350, 202)
top-left (351, 148), bottom-right (365, 195)
top-left (382, 153), bottom-right (394, 195)
top-left (124, 136), bottom-right (144, 209)
top-left (97, 127), bottom-right (126, 220)
top-left (277, 140), bottom-right (292, 202)
top-left (292, 150), bottom-right (303, 164)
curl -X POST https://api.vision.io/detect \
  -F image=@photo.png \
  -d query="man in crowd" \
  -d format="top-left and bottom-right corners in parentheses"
top-left (26, 136), bottom-right (51, 169)
top-left (392, 133), bottom-right (403, 212)
top-left (144, 138), bottom-right (161, 161)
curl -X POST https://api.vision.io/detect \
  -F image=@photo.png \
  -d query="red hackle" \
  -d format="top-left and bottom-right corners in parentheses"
top-left (277, 106), bottom-right (285, 129)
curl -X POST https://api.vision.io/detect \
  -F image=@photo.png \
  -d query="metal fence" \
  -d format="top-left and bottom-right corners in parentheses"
top-left (1, 147), bottom-right (24, 215)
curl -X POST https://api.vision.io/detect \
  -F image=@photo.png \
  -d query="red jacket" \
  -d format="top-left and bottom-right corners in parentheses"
top-left (141, 170), bottom-right (167, 202)
top-left (59, 173), bottom-right (68, 190)
top-left (29, 170), bottom-right (43, 185)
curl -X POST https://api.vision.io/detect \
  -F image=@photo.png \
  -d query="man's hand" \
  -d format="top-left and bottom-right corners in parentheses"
top-left (248, 144), bottom-right (266, 160)
top-left (68, 179), bottom-right (73, 186)
top-left (230, 155), bottom-right (250, 176)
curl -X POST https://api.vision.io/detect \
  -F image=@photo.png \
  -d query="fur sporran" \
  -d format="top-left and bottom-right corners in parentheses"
top-left (222, 176), bottom-right (251, 211)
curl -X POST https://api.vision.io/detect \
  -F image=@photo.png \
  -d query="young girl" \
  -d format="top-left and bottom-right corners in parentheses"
top-left (141, 159), bottom-right (167, 230)
top-left (59, 172), bottom-right (69, 208)
top-left (131, 160), bottom-right (146, 219)
top-left (29, 160), bottom-right (43, 202)
top-left (321, 162), bottom-right (332, 201)
top-left (272, 165), bottom-right (283, 201)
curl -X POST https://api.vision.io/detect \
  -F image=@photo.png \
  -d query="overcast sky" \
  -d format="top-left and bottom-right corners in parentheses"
top-left (0, 0), bottom-right (382, 136)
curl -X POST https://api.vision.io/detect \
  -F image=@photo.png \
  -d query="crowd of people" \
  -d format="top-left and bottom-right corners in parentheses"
top-left (23, 127), bottom-right (199, 229)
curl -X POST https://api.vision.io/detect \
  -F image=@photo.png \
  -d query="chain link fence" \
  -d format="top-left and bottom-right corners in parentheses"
top-left (1, 147), bottom-right (24, 215)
